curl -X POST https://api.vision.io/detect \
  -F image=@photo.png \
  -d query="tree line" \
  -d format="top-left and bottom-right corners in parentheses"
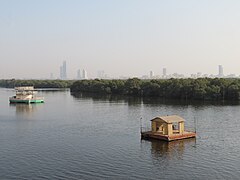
top-left (0, 79), bottom-right (74, 88)
top-left (1, 78), bottom-right (240, 100)
top-left (70, 78), bottom-right (240, 101)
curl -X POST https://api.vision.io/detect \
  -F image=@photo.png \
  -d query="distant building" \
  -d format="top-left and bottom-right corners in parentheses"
top-left (190, 72), bottom-right (202, 79)
top-left (172, 73), bottom-right (185, 79)
top-left (77, 69), bottom-right (81, 79)
top-left (162, 68), bottom-right (167, 78)
top-left (226, 74), bottom-right (236, 78)
top-left (190, 74), bottom-right (197, 78)
top-left (197, 72), bottom-right (202, 78)
top-left (209, 74), bottom-right (215, 78)
top-left (218, 65), bottom-right (223, 78)
top-left (50, 73), bottom-right (54, 79)
top-left (60, 66), bottom-right (63, 79)
top-left (150, 71), bottom-right (154, 79)
top-left (141, 75), bottom-right (148, 79)
top-left (82, 69), bottom-right (88, 79)
top-left (62, 61), bottom-right (67, 79)
top-left (98, 70), bottom-right (105, 79)
top-left (60, 61), bottom-right (67, 79)
top-left (119, 76), bottom-right (130, 79)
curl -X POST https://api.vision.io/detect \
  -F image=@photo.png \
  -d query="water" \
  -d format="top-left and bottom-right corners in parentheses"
top-left (1, 88), bottom-right (240, 179)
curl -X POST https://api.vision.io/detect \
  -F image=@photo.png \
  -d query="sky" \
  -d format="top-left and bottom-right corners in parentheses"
top-left (1, 0), bottom-right (240, 79)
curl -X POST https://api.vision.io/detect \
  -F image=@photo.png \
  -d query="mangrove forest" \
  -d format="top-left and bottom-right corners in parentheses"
top-left (0, 79), bottom-right (74, 88)
top-left (1, 78), bottom-right (240, 101)
top-left (70, 78), bottom-right (240, 101)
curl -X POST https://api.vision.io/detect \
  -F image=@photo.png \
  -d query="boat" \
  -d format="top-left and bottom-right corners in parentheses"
top-left (9, 86), bottom-right (44, 104)
top-left (141, 115), bottom-right (196, 141)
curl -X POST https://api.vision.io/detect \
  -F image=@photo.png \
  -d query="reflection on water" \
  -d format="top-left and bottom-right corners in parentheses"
top-left (71, 92), bottom-right (240, 107)
top-left (143, 138), bottom-right (196, 161)
top-left (9, 104), bottom-right (37, 117)
top-left (71, 92), bottom-right (143, 105)
top-left (36, 88), bottom-right (69, 93)
top-left (2, 88), bottom-right (240, 179)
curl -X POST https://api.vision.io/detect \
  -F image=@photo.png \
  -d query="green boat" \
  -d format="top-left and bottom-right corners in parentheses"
top-left (9, 86), bottom-right (44, 104)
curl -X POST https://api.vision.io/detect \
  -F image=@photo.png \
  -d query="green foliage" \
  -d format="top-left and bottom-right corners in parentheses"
top-left (3, 78), bottom-right (239, 100)
top-left (124, 78), bottom-right (142, 95)
top-left (0, 79), bottom-right (74, 88)
top-left (70, 78), bottom-right (240, 101)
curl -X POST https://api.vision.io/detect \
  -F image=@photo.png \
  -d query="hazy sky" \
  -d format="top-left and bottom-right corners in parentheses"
top-left (1, 0), bottom-right (240, 79)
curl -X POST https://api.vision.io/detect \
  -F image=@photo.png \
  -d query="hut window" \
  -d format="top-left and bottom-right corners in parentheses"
top-left (172, 122), bottom-right (178, 130)
top-left (172, 122), bottom-right (180, 134)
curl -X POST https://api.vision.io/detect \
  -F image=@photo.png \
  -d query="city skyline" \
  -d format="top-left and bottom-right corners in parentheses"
top-left (1, 1), bottom-right (240, 79)
top-left (48, 62), bottom-right (239, 80)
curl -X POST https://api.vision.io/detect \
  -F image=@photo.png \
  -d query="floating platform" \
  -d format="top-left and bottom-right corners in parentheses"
top-left (141, 131), bottom-right (196, 141)
top-left (9, 98), bottom-right (44, 104)
top-left (141, 115), bottom-right (196, 142)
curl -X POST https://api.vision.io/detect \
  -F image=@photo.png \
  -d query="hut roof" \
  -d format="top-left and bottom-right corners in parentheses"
top-left (151, 115), bottom-right (185, 124)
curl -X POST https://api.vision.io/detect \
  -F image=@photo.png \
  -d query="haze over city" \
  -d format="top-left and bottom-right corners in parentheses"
top-left (1, 0), bottom-right (240, 79)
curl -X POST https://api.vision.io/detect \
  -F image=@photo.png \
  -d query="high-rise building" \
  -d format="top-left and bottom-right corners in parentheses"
top-left (163, 68), bottom-right (167, 77)
top-left (197, 72), bottom-right (202, 78)
top-left (60, 66), bottom-right (63, 79)
top-left (50, 73), bottom-right (54, 79)
top-left (218, 65), bottom-right (223, 77)
top-left (77, 69), bottom-right (81, 79)
top-left (98, 70), bottom-right (105, 79)
top-left (60, 61), bottom-right (67, 79)
top-left (62, 61), bottom-right (67, 79)
top-left (82, 69), bottom-right (88, 79)
top-left (150, 71), bottom-right (154, 78)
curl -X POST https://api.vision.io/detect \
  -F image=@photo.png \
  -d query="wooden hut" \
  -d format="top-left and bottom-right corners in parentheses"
top-left (141, 115), bottom-right (196, 141)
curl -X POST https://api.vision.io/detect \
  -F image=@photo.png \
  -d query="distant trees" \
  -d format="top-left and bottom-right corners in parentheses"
top-left (70, 78), bottom-right (240, 101)
top-left (2, 78), bottom-right (240, 100)
top-left (0, 79), bottom-right (74, 88)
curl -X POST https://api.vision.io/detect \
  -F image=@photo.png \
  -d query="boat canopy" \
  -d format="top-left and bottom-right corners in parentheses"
top-left (15, 86), bottom-right (34, 91)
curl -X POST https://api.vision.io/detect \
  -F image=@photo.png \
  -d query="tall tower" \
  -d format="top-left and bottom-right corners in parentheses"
top-left (150, 71), bottom-right (154, 79)
top-left (218, 65), bottom-right (223, 77)
top-left (82, 69), bottom-right (88, 79)
top-left (163, 68), bottom-right (167, 77)
top-left (60, 61), bottom-right (67, 79)
top-left (62, 61), bottom-right (67, 79)
top-left (60, 66), bottom-right (63, 79)
top-left (50, 73), bottom-right (54, 79)
top-left (77, 69), bottom-right (81, 79)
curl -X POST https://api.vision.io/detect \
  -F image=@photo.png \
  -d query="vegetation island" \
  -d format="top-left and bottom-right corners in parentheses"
top-left (70, 78), bottom-right (240, 100)
top-left (1, 78), bottom-right (240, 100)
top-left (0, 79), bottom-right (73, 89)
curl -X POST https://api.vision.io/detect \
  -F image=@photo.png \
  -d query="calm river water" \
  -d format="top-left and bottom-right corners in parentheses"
top-left (1, 88), bottom-right (240, 179)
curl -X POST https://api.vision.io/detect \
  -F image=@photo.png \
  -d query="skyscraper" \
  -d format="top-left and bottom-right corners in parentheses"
top-left (50, 73), bottom-right (54, 79)
top-left (82, 69), bottom-right (88, 79)
top-left (163, 68), bottom-right (167, 77)
top-left (150, 71), bottom-right (154, 79)
top-left (60, 66), bottom-right (63, 79)
top-left (218, 65), bottom-right (223, 77)
top-left (62, 61), bottom-right (67, 79)
top-left (77, 69), bottom-right (81, 79)
top-left (60, 61), bottom-right (67, 79)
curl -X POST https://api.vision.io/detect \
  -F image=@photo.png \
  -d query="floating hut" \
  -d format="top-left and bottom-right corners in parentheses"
top-left (141, 115), bottom-right (196, 141)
